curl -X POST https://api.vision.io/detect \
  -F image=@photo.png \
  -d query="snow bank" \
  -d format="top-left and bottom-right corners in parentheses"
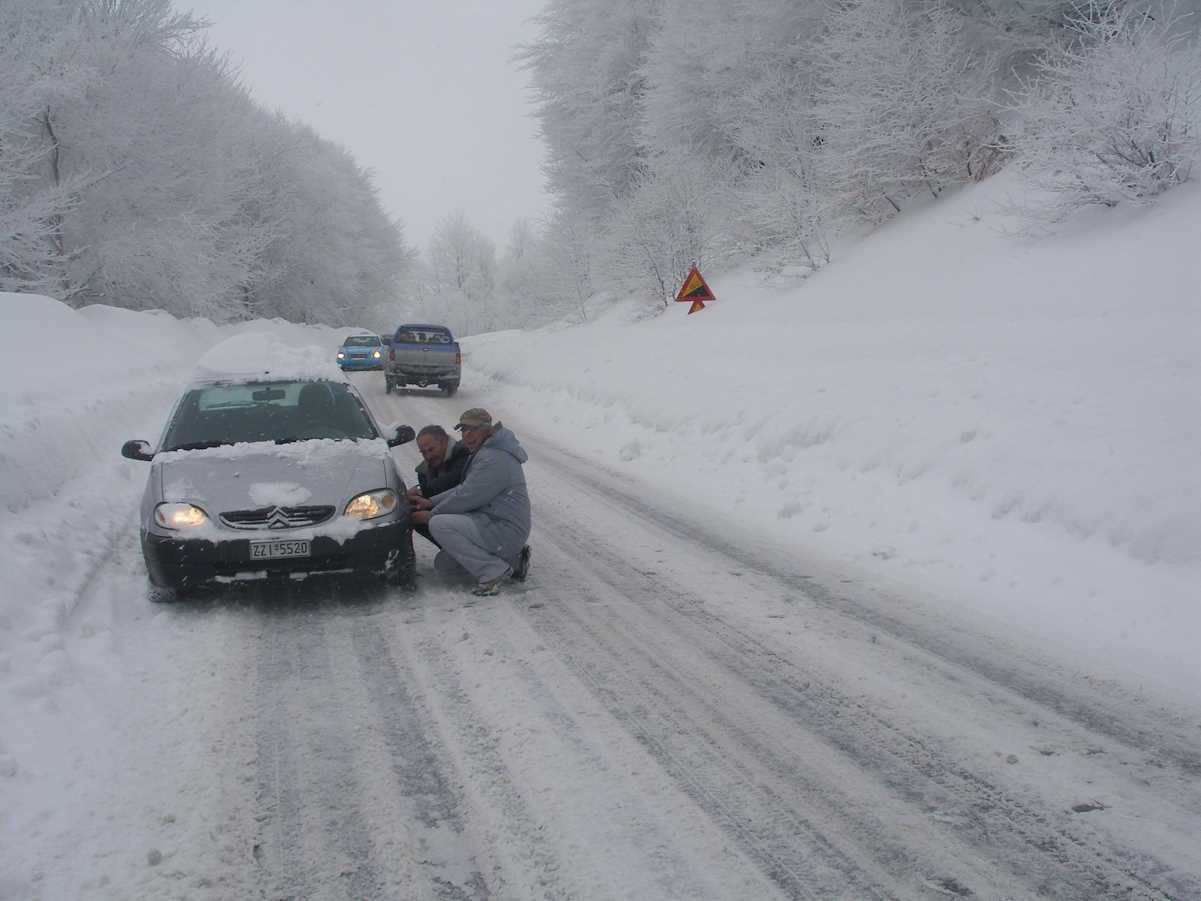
top-left (0, 295), bottom-right (214, 514)
top-left (0, 295), bottom-right (346, 704)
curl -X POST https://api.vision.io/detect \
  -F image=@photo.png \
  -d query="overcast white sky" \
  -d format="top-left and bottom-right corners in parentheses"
top-left (184, 0), bottom-right (552, 253)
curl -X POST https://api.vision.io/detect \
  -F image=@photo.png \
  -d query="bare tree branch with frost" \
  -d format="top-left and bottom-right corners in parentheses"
top-left (814, 0), bottom-right (999, 222)
top-left (1008, 0), bottom-right (1201, 218)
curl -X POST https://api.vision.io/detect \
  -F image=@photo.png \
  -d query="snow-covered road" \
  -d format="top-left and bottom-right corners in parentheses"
top-left (23, 375), bottom-right (1201, 900)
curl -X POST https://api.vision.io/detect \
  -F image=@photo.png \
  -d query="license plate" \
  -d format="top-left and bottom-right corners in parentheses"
top-left (250, 539), bottom-right (310, 560)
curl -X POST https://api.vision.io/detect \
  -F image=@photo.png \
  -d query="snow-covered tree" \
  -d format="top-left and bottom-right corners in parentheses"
top-left (1, 0), bottom-right (412, 323)
top-left (539, 210), bottom-right (594, 323)
top-left (814, 0), bottom-right (999, 222)
top-left (640, 0), bottom-right (824, 167)
top-left (495, 218), bottom-right (543, 324)
top-left (518, 0), bottom-right (659, 229)
top-left (244, 119), bottom-right (410, 324)
top-left (600, 151), bottom-right (737, 305)
top-left (1, 0), bottom-right (97, 296)
top-left (426, 211), bottom-right (497, 335)
top-left (1008, 0), bottom-right (1201, 218)
top-left (729, 52), bottom-right (830, 271)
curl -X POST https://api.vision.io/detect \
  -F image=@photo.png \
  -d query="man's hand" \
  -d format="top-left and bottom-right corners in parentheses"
top-left (409, 494), bottom-right (433, 511)
top-left (407, 484), bottom-right (422, 499)
top-left (410, 510), bottom-right (431, 526)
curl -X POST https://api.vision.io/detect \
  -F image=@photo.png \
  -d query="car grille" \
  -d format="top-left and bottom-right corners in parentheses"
top-left (219, 505), bottom-right (336, 530)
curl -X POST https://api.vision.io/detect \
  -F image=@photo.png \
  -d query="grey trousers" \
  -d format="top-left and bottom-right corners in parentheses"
top-left (429, 514), bottom-right (513, 585)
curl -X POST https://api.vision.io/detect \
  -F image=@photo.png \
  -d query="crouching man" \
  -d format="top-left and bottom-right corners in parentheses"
top-left (408, 424), bottom-right (470, 548)
top-left (410, 408), bottom-right (531, 595)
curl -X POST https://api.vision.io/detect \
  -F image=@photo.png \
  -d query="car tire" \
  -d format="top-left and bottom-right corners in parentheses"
top-left (385, 536), bottom-right (417, 590)
top-left (441, 382), bottom-right (458, 397)
top-left (385, 378), bottom-right (393, 395)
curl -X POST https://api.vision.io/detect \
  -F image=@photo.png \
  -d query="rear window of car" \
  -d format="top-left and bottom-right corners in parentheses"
top-left (394, 329), bottom-right (452, 345)
top-left (162, 379), bottom-right (378, 450)
top-left (343, 335), bottom-right (380, 347)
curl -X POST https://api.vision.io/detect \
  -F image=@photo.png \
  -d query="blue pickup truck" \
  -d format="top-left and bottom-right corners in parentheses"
top-left (384, 323), bottom-right (461, 396)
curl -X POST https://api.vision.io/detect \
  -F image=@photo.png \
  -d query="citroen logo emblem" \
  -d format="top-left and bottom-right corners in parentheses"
top-left (266, 507), bottom-right (291, 529)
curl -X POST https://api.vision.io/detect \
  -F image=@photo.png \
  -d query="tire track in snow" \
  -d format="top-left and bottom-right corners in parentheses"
top-left (530, 438), bottom-right (1201, 782)
top-left (522, 530), bottom-right (939, 900)
top-left (347, 612), bottom-right (490, 900)
top-left (370, 599), bottom-right (584, 900)
top-left (395, 589), bottom-right (788, 900)
top-left (253, 599), bottom-right (386, 898)
top-left (525, 475), bottom-right (1192, 900)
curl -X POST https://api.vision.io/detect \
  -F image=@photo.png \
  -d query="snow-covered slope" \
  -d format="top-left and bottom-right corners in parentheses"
top-left (462, 169), bottom-right (1201, 701)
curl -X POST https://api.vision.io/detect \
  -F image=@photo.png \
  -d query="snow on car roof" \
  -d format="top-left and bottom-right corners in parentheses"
top-left (194, 332), bottom-right (347, 383)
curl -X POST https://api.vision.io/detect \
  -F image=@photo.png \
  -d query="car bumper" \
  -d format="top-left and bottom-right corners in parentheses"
top-left (386, 366), bottom-right (460, 384)
top-left (142, 518), bottom-right (410, 589)
top-left (338, 358), bottom-right (383, 370)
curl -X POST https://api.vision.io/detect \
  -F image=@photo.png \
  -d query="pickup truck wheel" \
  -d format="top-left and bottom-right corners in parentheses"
top-left (440, 383), bottom-right (458, 397)
top-left (385, 378), bottom-right (393, 395)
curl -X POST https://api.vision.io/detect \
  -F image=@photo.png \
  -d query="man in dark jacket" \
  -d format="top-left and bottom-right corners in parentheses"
top-left (407, 425), bottom-right (470, 548)
top-left (410, 408), bottom-right (532, 595)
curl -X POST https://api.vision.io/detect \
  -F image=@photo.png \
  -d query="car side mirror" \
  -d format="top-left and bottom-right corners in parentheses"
top-left (387, 424), bottom-right (416, 447)
top-left (121, 439), bottom-right (154, 461)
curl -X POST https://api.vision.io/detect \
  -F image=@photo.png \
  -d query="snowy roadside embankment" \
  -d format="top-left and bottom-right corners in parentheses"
top-left (0, 294), bottom-right (348, 700)
top-left (0, 296), bottom-right (354, 897)
top-left (462, 171), bottom-right (1201, 701)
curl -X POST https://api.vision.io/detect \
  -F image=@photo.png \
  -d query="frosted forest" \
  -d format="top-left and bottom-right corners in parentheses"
top-left (3, 0), bottom-right (1201, 331)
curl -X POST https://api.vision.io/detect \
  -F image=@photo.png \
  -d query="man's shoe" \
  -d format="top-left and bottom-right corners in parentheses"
top-left (471, 568), bottom-right (511, 596)
top-left (512, 545), bottom-right (531, 582)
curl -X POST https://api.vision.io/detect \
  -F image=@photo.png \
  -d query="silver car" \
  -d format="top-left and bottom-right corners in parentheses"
top-left (121, 372), bottom-right (416, 600)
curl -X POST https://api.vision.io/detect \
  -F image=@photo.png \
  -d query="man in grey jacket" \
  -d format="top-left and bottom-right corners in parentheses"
top-left (411, 408), bottom-right (531, 595)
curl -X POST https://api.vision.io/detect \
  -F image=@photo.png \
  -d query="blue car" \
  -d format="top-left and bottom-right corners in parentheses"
top-left (337, 334), bottom-right (385, 371)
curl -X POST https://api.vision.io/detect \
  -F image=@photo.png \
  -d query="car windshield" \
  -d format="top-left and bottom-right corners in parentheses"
top-left (343, 335), bottom-right (379, 347)
top-left (160, 379), bottom-right (378, 451)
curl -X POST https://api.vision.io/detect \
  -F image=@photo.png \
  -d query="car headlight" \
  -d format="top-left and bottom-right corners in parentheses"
top-left (372, 349), bottom-right (381, 358)
top-left (154, 502), bottom-right (209, 529)
top-left (344, 490), bottom-right (398, 520)
top-left (337, 351), bottom-right (345, 359)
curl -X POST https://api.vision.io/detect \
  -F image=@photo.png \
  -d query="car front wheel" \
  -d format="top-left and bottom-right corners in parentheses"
top-left (384, 537), bottom-right (417, 590)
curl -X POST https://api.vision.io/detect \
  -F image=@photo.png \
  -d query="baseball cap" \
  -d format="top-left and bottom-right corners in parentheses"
top-left (454, 408), bottom-right (493, 431)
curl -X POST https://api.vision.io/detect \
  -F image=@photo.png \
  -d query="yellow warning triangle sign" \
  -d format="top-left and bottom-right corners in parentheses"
top-left (675, 265), bottom-right (716, 303)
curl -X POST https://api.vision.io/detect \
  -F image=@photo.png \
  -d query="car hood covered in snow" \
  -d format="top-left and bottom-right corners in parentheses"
top-left (156, 438), bottom-right (395, 515)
